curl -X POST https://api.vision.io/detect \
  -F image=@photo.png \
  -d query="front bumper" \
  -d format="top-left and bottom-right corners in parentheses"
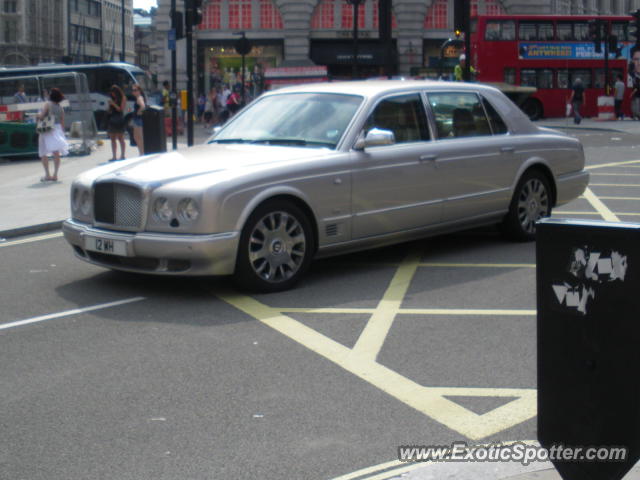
top-left (62, 219), bottom-right (240, 276)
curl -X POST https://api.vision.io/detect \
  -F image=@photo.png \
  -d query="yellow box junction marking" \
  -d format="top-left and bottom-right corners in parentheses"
top-left (218, 252), bottom-right (537, 441)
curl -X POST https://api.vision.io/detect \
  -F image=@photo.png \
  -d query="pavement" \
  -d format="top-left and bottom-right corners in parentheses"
top-left (0, 125), bottom-right (212, 239)
top-left (2, 118), bottom-right (640, 480)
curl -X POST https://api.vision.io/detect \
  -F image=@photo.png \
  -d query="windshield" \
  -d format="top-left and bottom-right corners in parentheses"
top-left (210, 92), bottom-right (363, 149)
top-left (132, 71), bottom-right (153, 94)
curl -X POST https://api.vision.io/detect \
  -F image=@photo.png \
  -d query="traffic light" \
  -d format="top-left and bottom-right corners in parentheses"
top-left (454, 0), bottom-right (470, 34)
top-left (588, 19), bottom-right (602, 53)
top-left (631, 9), bottom-right (640, 47)
top-left (185, 0), bottom-right (203, 28)
top-left (171, 10), bottom-right (184, 39)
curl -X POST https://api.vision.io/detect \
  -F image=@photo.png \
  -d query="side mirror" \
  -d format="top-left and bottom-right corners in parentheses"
top-left (354, 128), bottom-right (395, 150)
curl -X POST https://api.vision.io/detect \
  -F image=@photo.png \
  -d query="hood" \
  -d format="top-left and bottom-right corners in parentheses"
top-left (96, 143), bottom-right (330, 186)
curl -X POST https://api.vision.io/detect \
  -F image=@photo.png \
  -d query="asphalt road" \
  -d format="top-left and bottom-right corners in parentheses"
top-left (2, 128), bottom-right (640, 480)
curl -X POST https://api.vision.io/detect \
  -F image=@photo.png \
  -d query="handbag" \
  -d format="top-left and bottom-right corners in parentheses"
top-left (36, 113), bottom-right (54, 133)
top-left (108, 111), bottom-right (125, 129)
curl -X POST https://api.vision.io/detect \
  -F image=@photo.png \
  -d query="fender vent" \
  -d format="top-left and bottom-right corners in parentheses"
top-left (326, 223), bottom-right (339, 237)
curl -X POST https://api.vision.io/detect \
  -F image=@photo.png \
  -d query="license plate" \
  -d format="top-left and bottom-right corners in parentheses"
top-left (85, 235), bottom-right (127, 256)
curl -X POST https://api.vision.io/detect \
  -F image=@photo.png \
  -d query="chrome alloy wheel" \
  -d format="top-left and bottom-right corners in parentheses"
top-left (516, 177), bottom-right (550, 235)
top-left (247, 211), bottom-right (307, 283)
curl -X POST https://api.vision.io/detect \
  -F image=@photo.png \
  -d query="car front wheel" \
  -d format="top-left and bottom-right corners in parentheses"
top-left (502, 171), bottom-right (552, 241)
top-left (234, 201), bottom-right (314, 292)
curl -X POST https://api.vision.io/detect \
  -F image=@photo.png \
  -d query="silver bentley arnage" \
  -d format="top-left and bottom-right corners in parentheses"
top-left (63, 80), bottom-right (589, 292)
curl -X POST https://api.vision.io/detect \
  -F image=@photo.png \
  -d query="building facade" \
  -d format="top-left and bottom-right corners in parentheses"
top-left (153, 0), bottom-right (640, 93)
top-left (0, 0), bottom-right (135, 65)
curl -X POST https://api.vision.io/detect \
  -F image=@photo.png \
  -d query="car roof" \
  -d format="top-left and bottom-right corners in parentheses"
top-left (264, 80), bottom-right (500, 99)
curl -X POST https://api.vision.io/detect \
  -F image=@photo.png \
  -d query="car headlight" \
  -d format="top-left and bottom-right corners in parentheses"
top-left (177, 198), bottom-right (199, 221)
top-left (80, 190), bottom-right (91, 216)
top-left (71, 187), bottom-right (81, 212)
top-left (153, 197), bottom-right (173, 222)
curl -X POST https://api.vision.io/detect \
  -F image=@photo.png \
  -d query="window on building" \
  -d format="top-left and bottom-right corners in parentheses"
top-left (425, 0), bottom-right (447, 30)
top-left (4, 1), bottom-right (17, 13)
top-left (229, 0), bottom-right (252, 29)
top-left (312, 0), bottom-right (335, 29)
top-left (260, 0), bottom-right (283, 29)
top-left (341, 0), bottom-right (365, 30)
top-left (200, 0), bottom-right (221, 29)
top-left (4, 19), bottom-right (17, 42)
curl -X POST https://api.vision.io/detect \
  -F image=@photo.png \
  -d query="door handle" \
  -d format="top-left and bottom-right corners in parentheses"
top-left (420, 154), bottom-right (437, 162)
top-left (501, 146), bottom-right (515, 153)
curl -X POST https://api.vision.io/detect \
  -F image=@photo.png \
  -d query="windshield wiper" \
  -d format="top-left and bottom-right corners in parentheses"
top-left (208, 138), bottom-right (252, 144)
top-left (250, 138), bottom-right (334, 148)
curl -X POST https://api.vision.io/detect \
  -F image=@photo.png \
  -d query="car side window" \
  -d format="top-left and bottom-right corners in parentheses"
top-left (427, 92), bottom-right (492, 139)
top-left (482, 97), bottom-right (509, 134)
top-left (364, 93), bottom-right (430, 144)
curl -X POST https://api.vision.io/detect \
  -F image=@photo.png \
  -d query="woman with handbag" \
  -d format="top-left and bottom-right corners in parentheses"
top-left (37, 87), bottom-right (68, 182)
top-left (107, 85), bottom-right (127, 161)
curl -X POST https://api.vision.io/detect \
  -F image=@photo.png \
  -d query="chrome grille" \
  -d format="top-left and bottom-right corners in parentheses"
top-left (94, 182), bottom-right (143, 228)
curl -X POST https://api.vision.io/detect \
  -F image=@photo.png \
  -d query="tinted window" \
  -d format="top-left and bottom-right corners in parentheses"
top-left (364, 93), bottom-right (430, 144)
top-left (428, 92), bottom-right (492, 139)
top-left (482, 98), bottom-right (508, 134)
top-left (519, 21), bottom-right (553, 41)
top-left (520, 69), bottom-right (553, 89)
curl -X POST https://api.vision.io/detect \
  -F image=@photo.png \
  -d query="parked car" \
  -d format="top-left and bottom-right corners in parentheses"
top-left (63, 80), bottom-right (589, 292)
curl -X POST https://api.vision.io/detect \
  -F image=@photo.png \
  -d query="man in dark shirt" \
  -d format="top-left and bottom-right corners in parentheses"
top-left (569, 78), bottom-right (585, 125)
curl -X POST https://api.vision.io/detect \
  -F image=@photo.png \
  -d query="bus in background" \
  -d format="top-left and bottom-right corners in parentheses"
top-left (0, 63), bottom-right (152, 126)
top-left (470, 15), bottom-right (633, 119)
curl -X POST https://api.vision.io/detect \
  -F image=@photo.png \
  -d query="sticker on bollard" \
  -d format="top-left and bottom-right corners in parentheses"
top-left (536, 218), bottom-right (640, 480)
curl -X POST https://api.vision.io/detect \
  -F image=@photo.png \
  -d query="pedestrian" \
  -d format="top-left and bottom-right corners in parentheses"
top-left (107, 85), bottom-right (127, 161)
top-left (614, 74), bottom-right (625, 120)
top-left (131, 84), bottom-right (146, 155)
top-left (197, 92), bottom-right (206, 123)
top-left (14, 84), bottom-right (27, 103)
top-left (161, 80), bottom-right (171, 117)
top-left (568, 77), bottom-right (585, 125)
top-left (204, 87), bottom-right (219, 128)
top-left (226, 86), bottom-right (242, 116)
top-left (632, 74), bottom-right (640, 120)
top-left (37, 87), bottom-right (68, 182)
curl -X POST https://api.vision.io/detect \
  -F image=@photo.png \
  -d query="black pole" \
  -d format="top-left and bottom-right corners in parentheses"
top-left (351, 0), bottom-right (360, 78)
top-left (241, 53), bottom-right (246, 105)
top-left (186, 0), bottom-right (194, 146)
top-left (171, 0), bottom-right (177, 150)
top-left (121, 0), bottom-right (126, 62)
top-left (604, 21), bottom-right (610, 95)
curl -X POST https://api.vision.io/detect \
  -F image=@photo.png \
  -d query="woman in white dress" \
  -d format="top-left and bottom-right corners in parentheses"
top-left (38, 87), bottom-right (68, 182)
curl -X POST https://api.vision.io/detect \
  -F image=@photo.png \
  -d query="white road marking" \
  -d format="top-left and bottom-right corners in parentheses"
top-left (0, 297), bottom-right (146, 330)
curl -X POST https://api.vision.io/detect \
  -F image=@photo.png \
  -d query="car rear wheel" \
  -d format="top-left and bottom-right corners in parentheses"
top-left (502, 171), bottom-right (552, 241)
top-left (234, 200), bottom-right (314, 292)
top-left (521, 98), bottom-right (543, 121)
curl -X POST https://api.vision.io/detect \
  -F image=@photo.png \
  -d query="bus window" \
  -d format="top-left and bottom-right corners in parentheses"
top-left (521, 69), bottom-right (553, 88)
top-left (518, 21), bottom-right (553, 41)
top-left (484, 20), bottom-right (515, 40)
top-left (504, 67), bottom-right (516, 85)
top-left (569, 69), bottom-right (592, 88)
top-left (558, 69), bottom-right (569, 89)
top-left (557, 22), bottom-right (574, 40)
top-left (574, 22), bottom-right (590, 41)
top-left (611, 22), bottom-right (628, 42)
top-left (519, 22), bottom-right (537, 40)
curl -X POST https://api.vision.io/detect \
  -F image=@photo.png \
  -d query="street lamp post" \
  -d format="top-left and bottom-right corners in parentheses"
top-left (347, 0), bottom-right (363, 79)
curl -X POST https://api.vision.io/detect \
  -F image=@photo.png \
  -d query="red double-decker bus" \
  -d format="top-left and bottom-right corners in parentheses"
top-left (470, 14), bottom-right (634, 119)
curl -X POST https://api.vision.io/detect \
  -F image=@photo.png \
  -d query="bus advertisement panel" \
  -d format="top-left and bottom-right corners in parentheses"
top-left (471, 15), bottom-right (634, 119)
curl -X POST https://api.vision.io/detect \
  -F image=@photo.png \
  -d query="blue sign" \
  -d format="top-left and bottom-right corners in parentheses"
top-left (519, 42), bottom-right (630, 60)
top-left (168, 29), bottom-right (176, 51)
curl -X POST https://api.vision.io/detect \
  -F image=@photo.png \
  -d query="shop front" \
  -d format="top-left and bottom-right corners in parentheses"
top-left (309, 40), bottom-right (397, 80)
top-left (197, 40), bottom-right (284, 100)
